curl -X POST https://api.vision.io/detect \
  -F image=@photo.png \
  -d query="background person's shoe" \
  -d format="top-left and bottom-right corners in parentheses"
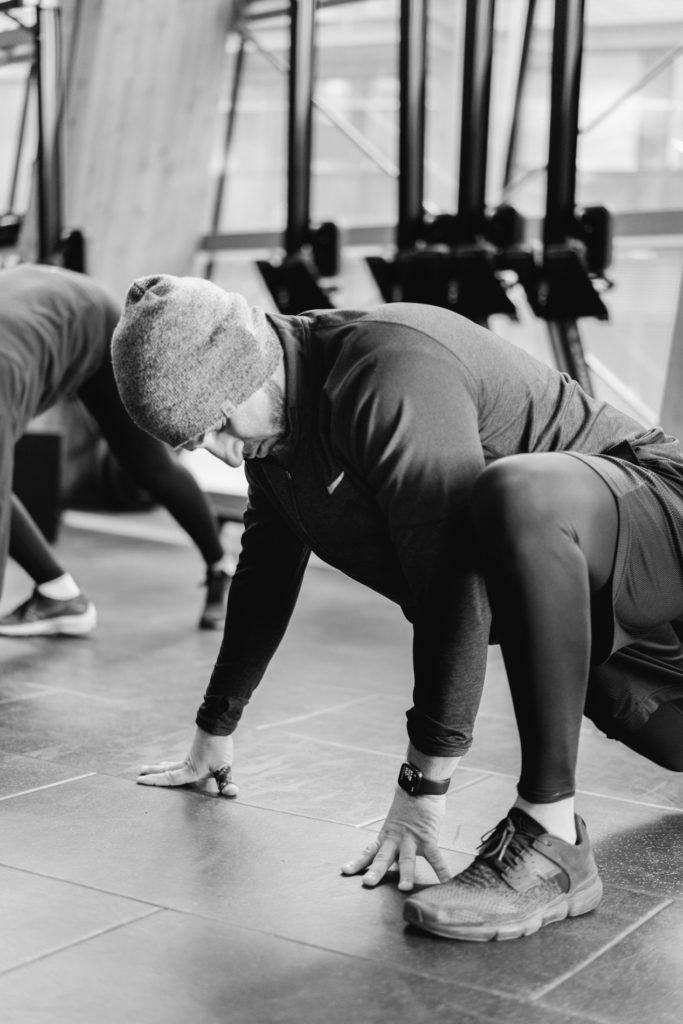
top-left (199, 567), bottom-right (231, 630)
top-left (0, 589), bottom-right (97, 637)
top-left (403, 807), bottom-right (602, 941)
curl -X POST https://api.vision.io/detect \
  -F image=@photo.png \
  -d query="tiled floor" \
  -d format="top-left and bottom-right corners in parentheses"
top-left (0, 512), bottom-right (681, 1024)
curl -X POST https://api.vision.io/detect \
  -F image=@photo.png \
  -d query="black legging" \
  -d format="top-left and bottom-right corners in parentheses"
top-left (10, 353), bottom-right (223, 582)
top-left (472, 452), bottom-right (683, 804)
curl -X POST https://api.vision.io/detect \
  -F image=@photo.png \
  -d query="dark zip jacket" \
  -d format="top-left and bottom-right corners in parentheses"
top-left (196, 302), bottom-right (659, 756)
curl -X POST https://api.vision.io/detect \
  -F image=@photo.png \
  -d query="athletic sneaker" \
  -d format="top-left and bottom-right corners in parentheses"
top-left (199, 567), bottom-right (231, 630)
top-left (0, 589), bottom-right (97, 637)
top-left (403, 807), bottom-right (602, 941)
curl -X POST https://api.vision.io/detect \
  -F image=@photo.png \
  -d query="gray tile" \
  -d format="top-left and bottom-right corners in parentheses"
top-left (0, 908), bottom-right (583, 1024)
top-left (576, 721), bottom-right (683, 809)
top-left (2, 519), bottom-right (681, 1024)
top-left (540, 898), bottom-right (683, 1024)
top-left (0, 752), bottom-right (92, 799)
top-left (0, 689), bottom-right (193, 775)
top-left (230, 728), bottom-right (404, 825)
top-left (0, 864), bottom-right (156, 975)
top-left (587, 800), bottom-right (683, 897)
top-left (0, 774), bottom-right (669, 1002)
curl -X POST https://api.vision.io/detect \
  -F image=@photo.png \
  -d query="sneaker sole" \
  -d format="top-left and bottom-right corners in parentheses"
top-left (0, 603), bottom-right (97, 637)
top-left (403, 874), bottom-right (603, 941)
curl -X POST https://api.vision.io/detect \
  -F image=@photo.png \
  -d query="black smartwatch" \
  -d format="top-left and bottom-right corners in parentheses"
top-left (398, 761), bottom-right (450, 796)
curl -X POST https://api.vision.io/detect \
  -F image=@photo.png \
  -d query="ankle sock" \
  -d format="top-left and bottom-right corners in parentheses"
top-left (37, 573), bottom-right (81, 600)
top-left (209, 555), bottom-right (236, 576)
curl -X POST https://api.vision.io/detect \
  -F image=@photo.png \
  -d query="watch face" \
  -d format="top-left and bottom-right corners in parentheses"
top-left (398, 763), bottom-right (421, 794)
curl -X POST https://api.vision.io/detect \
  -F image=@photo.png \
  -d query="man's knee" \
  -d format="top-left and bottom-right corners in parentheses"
top-left (472, 457), bottom-right (554, 544)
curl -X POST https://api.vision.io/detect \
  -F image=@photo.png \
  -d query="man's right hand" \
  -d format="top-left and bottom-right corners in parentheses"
top-left (137, 726), bottom-right (238, 796)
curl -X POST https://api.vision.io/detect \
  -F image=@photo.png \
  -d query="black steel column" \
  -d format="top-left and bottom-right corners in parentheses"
top-left (503, 0), bottom-right (536, 188)
top-left (285, 0), bottom-right (316, 256)
top-left (458, 0), bottom-right (495, 242)
top-left (35, 0), bottom-right (63, 261)
top-left (206, 33), bottom-right (247, 281)
top-left (397, 0), bottom-right (427, 250)
top-left (540, 0), bottom-right (596, 395)
top-left (544, 0), bottom-right (584, 248)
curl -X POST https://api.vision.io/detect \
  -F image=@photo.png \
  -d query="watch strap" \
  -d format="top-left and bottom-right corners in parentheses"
top-left (398, 761), bottom-right (450, 796)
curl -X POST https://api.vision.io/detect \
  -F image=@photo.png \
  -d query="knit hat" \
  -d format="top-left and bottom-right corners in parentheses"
top-left (111, 274), bottom-right (282, 448)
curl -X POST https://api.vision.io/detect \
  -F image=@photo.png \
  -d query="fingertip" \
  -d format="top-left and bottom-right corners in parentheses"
top-left (398, 879), bottom-right (414, 892)
top-left (362, 872), bottom-right (379, 888)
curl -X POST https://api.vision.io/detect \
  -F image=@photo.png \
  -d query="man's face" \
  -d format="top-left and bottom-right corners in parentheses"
top-left (182, 377), bottom-right (286, 468)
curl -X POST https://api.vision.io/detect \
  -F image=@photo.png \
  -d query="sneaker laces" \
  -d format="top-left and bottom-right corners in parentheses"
top-left (476, 815), bottom-right (536, 876)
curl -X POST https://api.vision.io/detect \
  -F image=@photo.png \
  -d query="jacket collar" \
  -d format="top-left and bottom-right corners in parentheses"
top-left (262, 311), bottom-right (311, 468)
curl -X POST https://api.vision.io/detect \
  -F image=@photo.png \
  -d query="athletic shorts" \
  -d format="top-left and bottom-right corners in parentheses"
top-left (566, 431), bottom-right (683, 731)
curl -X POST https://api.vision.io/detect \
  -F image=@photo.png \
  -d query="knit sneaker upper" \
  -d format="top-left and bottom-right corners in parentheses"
top-left (403, 807), bottom-right (602, 939)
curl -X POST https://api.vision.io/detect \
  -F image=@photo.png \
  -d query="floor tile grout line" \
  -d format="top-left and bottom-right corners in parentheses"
top-left (0, 772), bottom-right (96, 802)
top-left (48, 687), bottom-right (129, 706)
top-left (0, 850), bottom-right (673, 1017)
top-left (573, 786), bottom-right (683, 814)
top-left (0, 689), bottom-right (58, 706)
top-left (159, 905), bottom-right (606, 1022)
top-left (530, 897), bottom-right (674, 1001)
top-left (254, 694), bottom-right (383, 731)
top-left (0, 685), bottom-right (130, 708)
top-left (278, 731), bottom-right (512, 775)
top-left (0, 906), bottom-right (164, 979)
top-left (274, 732), bottom-right (405, 759)
top-left (280, 735), bottom-right (683, 814)
top-left (0, 859), bottom-right (183, 914)
top-left (354, 814), bottom-right (387, 828)
top-left (276, 730), bottom-right (683, 814)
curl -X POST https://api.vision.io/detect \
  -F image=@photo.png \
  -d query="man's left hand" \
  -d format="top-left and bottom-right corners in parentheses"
top-left (340, 786), bottom-right (451, 891)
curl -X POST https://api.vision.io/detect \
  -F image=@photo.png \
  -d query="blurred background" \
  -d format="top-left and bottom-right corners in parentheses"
top-left (1, 0), bottom-right (682, 516)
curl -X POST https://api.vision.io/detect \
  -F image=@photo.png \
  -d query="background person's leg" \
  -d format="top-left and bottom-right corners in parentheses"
top-left (77, 357), bottom-right (224, 567)
top-left (0, 422), bottom-right (14, 600)
top-left (0, 487), bottom-right (96, 636)
top-left (77, 355), bottom-right (231, 628)
top-left (9, 493), bottom-right (65, 583)
top-left (472, 453), bottom-right (620, 828)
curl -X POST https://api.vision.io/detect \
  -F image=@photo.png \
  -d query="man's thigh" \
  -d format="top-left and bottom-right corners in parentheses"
top-left (563, 452), bottom-right (683, 653)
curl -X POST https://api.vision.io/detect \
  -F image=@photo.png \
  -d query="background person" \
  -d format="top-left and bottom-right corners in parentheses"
top-left (111, 273), bottom-right (683, 942)
top-left (0, 263), bottom-right (233, 637)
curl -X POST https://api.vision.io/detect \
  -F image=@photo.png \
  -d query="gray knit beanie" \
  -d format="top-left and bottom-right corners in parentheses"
top-left (111, 274), bottom-right (282, 447)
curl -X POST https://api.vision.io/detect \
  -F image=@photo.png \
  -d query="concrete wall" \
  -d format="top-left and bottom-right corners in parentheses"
top-left (61, 0), bottom-right (236, 300)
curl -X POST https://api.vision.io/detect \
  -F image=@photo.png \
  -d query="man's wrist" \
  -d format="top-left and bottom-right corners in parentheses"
top-left (406, 742), bottom-right (460, 781)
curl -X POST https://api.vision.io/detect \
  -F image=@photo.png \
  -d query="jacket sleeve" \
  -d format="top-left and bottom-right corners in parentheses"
top-left (195, 477), bottom-right (311, 735)
top-left (333, 342), bottom-right (491, 757)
